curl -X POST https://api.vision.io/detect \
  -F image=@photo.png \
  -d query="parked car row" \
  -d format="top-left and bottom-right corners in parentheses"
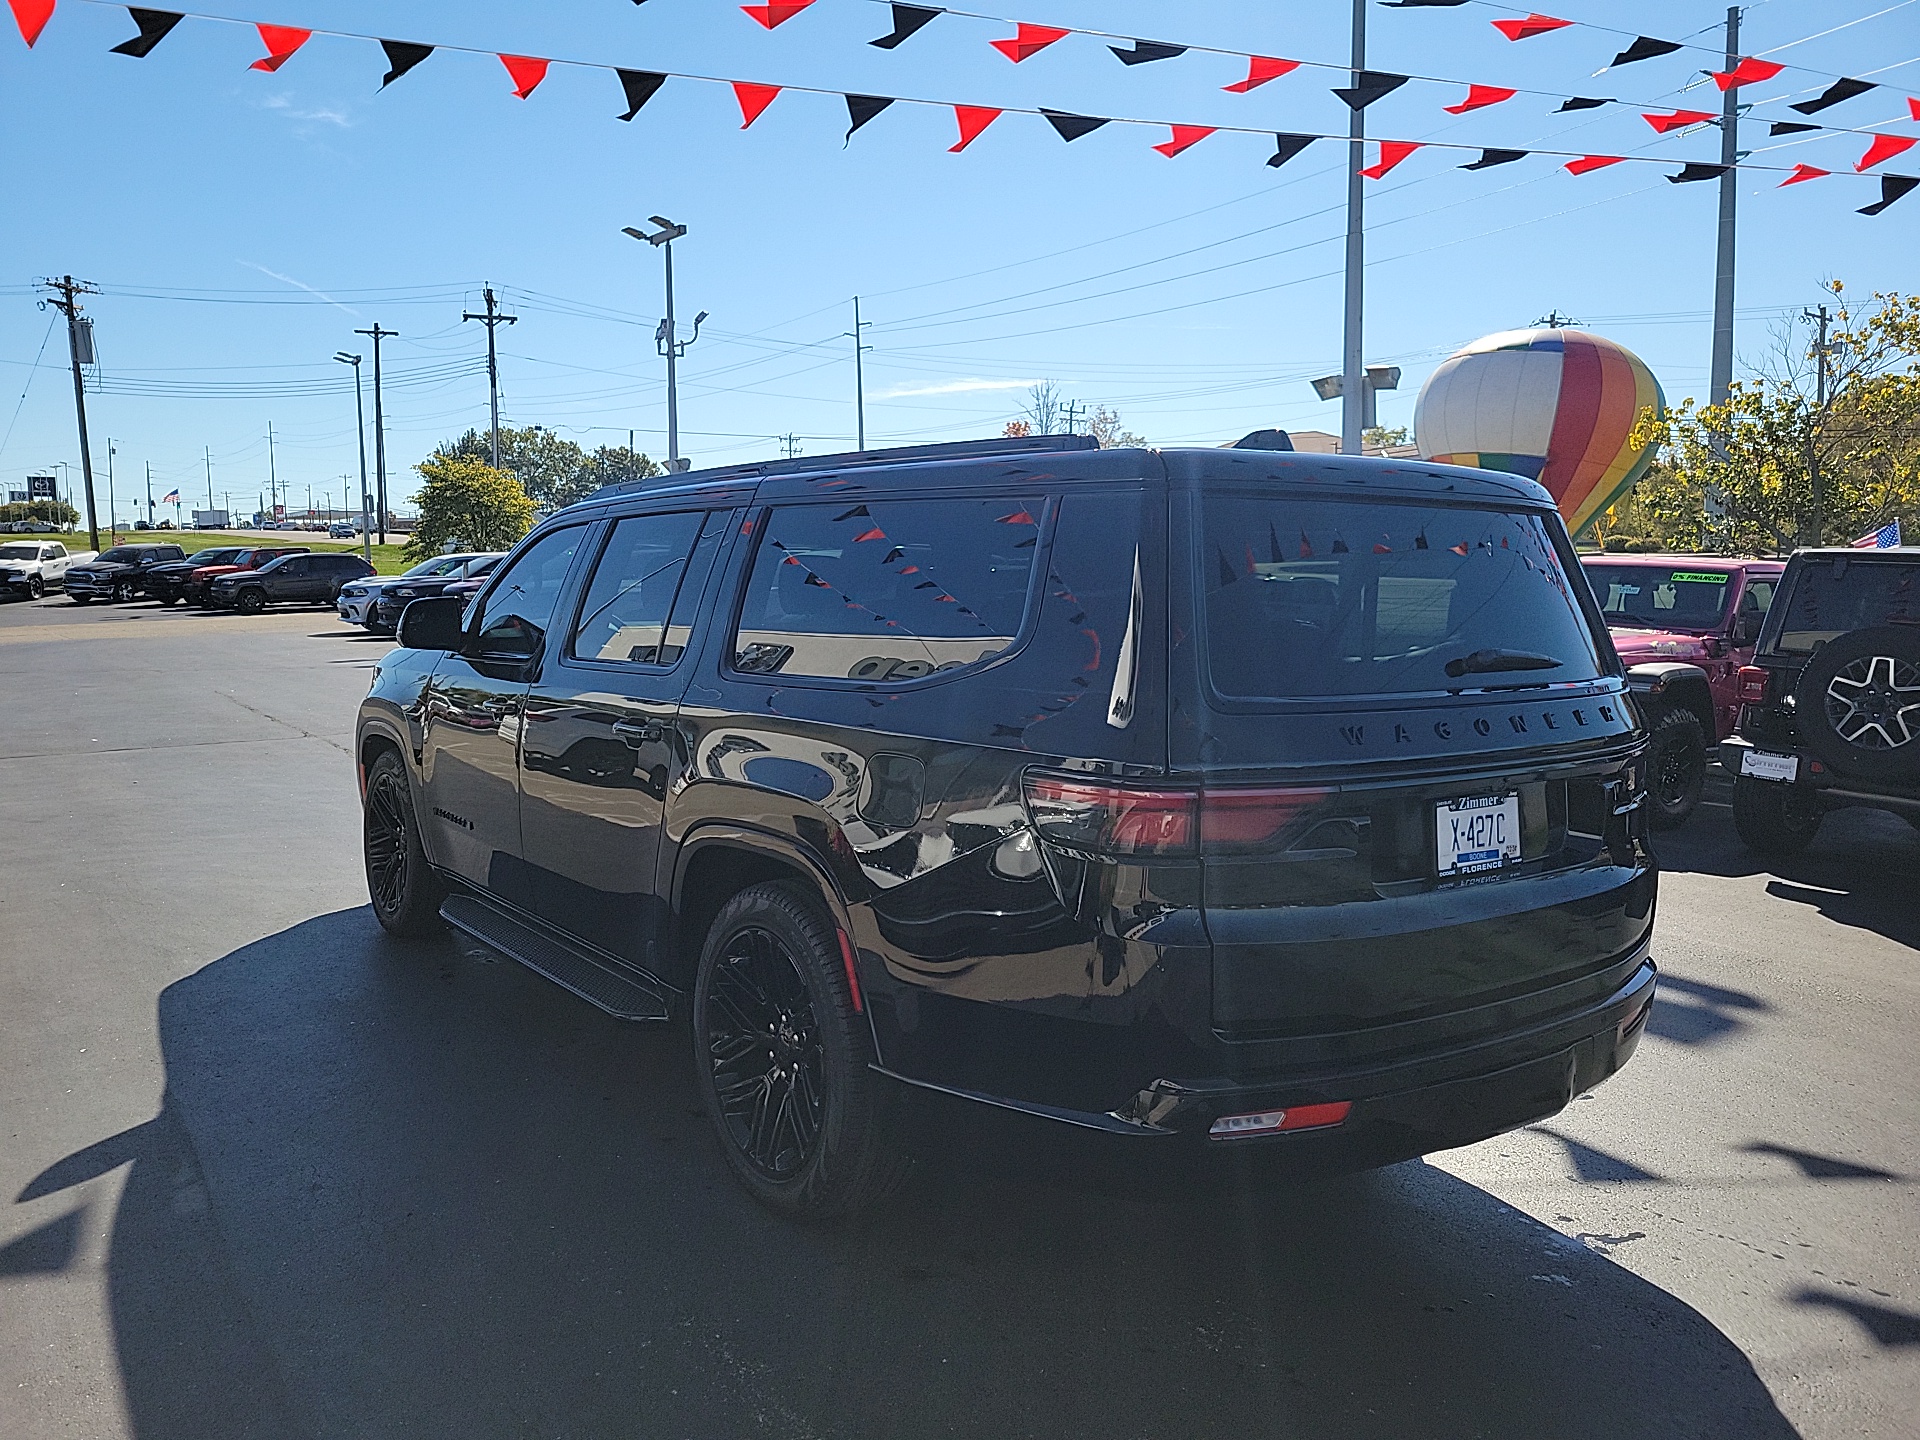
top-left (336, 552), bottom-right (503, 633)
top-left (55, 542), bottom-right (376, 611)
top-left (0, 540), bottom-right (92, 598)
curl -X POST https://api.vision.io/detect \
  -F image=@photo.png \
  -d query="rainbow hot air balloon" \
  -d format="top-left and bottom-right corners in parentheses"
top-left (1413, 328), bottom-right (1665, 537)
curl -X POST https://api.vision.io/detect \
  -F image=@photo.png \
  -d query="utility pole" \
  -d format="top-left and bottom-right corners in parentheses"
top-left (1802, 302), bottom-right (1834, 547)
top-left (336, 351), bottom-right (373, 559)
top-left (462, 284), bottom-right (518, 469)
top-left (1340, 0), bottom-right (1367, 459)
top-left (1710, 5), bottom-right (1741, 413)
top-left (354, 324), bottom-right (397, 543)
top-left (779, 433), bottom-right (802, 459)
top-left (624, 218), bottom-right (706, 473)
top-left (38, 276), bottom-right (102, 553)
top-left (1060, 400), bottom-right (1085, 436)
top-left (848, 297), bottom-right (873, 450)
top-left (145, 461), bottom-right (153, 526)
top-left (1533, 310), bottom-right (1581, 328)
top-left (267, 421), bottom-right (278, 521)
top-left (205, 447), bottom-right (214, 518)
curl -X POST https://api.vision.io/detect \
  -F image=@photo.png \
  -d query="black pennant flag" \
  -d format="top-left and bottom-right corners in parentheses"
top-left (844, 94), bottom-right (894, 142)
top-left (616, 69), bottom-right (666, 120)
top-left (110, 8), bottom-right (182, 57)
top-left (379, 40), bottom-right (433, 88)
top-left (1791, 77), bottom-right (1875, 115)
top-left (1770, 121), bottom-right (1820, 135)
top-left (1859, 174), bottom-right (1918, 216)
top-left (1040, 109), bottom-right (1110, 142)
top-left (869, 4), bottom-right (938, 49)
top-left (1668, 162), bottom-right (1728, 184)
top-left (1332, 71), bottom-right (1409, 109)
top-left (1267, 133), bottom-right (1316, 169)
top-left (1557, 96), bottom-right (1610, 112)
top-left (1460, 148), bottom-right (1527, 170)
top-left (1109, 40), bottom-right (1187, 66)
top-left (1608, 36), bottom-right (1682, 68)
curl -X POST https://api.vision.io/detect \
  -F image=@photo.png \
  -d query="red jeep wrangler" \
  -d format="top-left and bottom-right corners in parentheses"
top-left (1580, 554), bottom-right (1785, 827)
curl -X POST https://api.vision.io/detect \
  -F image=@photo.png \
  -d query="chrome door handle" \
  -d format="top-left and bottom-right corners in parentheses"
top-left (612, 719), bottom-right (666, 746)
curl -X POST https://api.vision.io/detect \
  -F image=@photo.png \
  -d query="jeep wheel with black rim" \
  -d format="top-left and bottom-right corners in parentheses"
top-left (362, 749), bottom-right (446, 936)
top-left (692, 880), bottom-right (909, 1219)
top-left (234, 587), bottom-right (267, 614)
top-left (1732, 774), bottom-right (1824, 855)
top-left (1645, 707), bottom-right (1707, 829)
top-left (1795, 625), bottom-right (1920, 784)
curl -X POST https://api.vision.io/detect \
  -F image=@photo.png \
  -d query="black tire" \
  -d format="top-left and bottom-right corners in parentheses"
top-left (112, 578), bottom-right (137, 603)
top-left (25, 575), bottom-right (43, 600)
top-left (692, 881), bottom-right (909, 1219)
top-left (234, 587), bottom-right (267, 614)
top-left (1732, 774), bottom-right (1824, 855)
top-left (158, 594), bottom-right (179, 606)
top-left (362, 750), bottom-right (446, 937)
top-left (1645, 707), bottom-right (1708, 830)
top-left (1794, 626), bottom-right (1920, 784)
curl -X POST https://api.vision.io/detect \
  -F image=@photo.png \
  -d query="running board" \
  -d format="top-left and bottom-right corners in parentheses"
top-left (440, 894), bottom-right (671, 1022)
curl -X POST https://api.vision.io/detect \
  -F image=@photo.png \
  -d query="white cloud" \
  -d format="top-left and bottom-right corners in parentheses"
top-left (259, 93), bottom-right (351, 128)
top-left (238, 261), bottom-right (362, 318)
top-left (879, 378), bottom-right (1047, 399)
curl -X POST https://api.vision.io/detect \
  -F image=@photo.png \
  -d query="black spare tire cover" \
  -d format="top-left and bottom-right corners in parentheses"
top-left (1793, 624), bottom-right (1920, 783)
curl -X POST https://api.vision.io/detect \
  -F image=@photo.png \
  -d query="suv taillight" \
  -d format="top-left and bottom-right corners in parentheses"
top-left (1022, 775), bottom-right (1331, 858)
top-left (1737, 666), bottom-right (1770, 703)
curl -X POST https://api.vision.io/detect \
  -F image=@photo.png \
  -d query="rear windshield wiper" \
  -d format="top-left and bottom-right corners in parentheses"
top-left (1444, 648), bottom-right (1565, 678)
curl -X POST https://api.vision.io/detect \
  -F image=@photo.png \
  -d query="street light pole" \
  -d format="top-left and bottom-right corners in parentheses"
top-left (354, 324), bottom-right (397, 544)
top-left (335, 351), bottom-right (373, 561)
top-left (1340, 0), bottom-right (1367, 458)
top-left (623, 218), bottom-right (705, 473)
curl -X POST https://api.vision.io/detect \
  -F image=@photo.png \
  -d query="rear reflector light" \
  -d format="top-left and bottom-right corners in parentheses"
top-left (1208, 1101), bottom-right (1352, 1139)
top-left (1023, 775), bottom-right (1331, 858)
top-left (1737, 666), bottom-right (1770, 703)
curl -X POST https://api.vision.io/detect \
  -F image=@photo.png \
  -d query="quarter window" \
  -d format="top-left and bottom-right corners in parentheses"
top-left (569, 511), bottom-right (706, 665)
top-left (731, 496), bottom-right (1045, 682)
top-left (474, 526), bottom-right (586, 659)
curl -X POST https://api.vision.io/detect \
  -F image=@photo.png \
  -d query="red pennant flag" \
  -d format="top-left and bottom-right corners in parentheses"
top-left (1710, 57), bottom-right (1784, 89)
top-left (1444, 84), bottom-right (1517, 114)
top-left (949, 105), bottom-right (1002, 151)
top-left (989, 23), bottom-right (1068, 62)
top-left (1154, 125), bottom-right (1216, 158)
top-left (1565, 154), bottom-right (1626, 174)
top-left (1491, 13), bottom-right (1571, 40)
top-left (853, 527), bottom-right (887, 542)
top-left (9, 0), bottom-right (53, 47)
top-left (1360, 140), bottom-right (1421, 179)
top-left (1642, 108), bottom-right (1715, 133)
top-left (499, 54), bottom-right (549, 99)
top-left (997, 510), bottom-right (1037, 524)
top-left (250, 24), bottom-right (311, 72)
top-left (740, 0), bottom-right (815, 28)
top-left (1450, 542), bottom-right (1470, 556)
top-left (1222, 56), bottom-right (1299, 93)
top-left (1779, 163), bottom-right (1830, 186)
top-left (1856, 132), bottom-right (1918, 171)
top-left (734, 81), bottom-right (781, 127)
top-left (1910, 97), bottom-right (1920, 121)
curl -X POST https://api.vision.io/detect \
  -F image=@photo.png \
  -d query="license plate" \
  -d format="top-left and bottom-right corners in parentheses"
top-left (1436, 793), bottom-right (1521, 877)
top-left (1739, 750), bottom-right (1799, 783)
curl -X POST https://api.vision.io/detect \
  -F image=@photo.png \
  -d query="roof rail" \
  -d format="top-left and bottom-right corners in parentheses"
top-left (584, 433), bottom-right (1101, 503)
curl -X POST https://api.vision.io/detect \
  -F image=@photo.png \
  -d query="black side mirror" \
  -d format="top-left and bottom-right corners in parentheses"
top-left (397, 594), bottom-right (467, 651)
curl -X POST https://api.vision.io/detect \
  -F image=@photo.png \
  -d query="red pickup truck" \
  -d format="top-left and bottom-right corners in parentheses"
top-left (1580, 554), bottom-right (1785, 827)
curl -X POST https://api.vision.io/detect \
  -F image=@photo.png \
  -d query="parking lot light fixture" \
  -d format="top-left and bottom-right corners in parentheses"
top-left (334, 351), bottom-right (372, 561)
top-left (624, 218), bottom-right (703, 473)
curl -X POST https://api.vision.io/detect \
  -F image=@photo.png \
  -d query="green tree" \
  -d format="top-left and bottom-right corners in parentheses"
top-left (1363, 424), bottom-right (1410, 451)
top-left (1633, 285), bottom-right (1920, 553)
top-left (1088, 405), bottom-right (1149, 449)
top-left (405, 455), bottom-right (536, 564)
top-left (433, 425), bottom-right (660, 511)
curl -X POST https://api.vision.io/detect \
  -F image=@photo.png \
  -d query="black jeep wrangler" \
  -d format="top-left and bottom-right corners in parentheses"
top-left (357, 435), bottom-right (1656, 1217)
top-left (1725, 546), bottom-right (1920, 851)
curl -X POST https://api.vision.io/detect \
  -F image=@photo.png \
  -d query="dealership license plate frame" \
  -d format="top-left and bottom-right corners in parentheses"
top-left (1435, 792), bottom-right (1523, 878)
top-left (1739, 749), bottom-right (1800, 783)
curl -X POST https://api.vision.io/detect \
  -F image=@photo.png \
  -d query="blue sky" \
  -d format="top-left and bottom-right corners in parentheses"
top-left (2, 0), bottom-right (1916, 521)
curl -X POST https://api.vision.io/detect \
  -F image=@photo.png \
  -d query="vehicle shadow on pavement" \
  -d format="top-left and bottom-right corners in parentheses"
top-left (12, 909), bottom-right (1801, 1440)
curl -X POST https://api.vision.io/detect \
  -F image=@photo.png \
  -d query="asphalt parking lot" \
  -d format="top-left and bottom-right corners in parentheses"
top-left (1, 592), bottom-right (1916, 1440)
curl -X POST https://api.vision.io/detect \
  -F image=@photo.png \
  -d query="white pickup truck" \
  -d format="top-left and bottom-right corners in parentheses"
top-left (0, 540), bottom-right (88, 600)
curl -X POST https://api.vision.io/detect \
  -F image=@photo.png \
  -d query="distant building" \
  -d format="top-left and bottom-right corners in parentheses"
top-left (1275, 430), bottom-right (1421, 459)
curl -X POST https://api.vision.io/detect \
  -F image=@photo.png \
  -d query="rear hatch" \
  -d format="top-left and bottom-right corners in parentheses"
top-left (1170, 463), bottom-right (1652, 1056)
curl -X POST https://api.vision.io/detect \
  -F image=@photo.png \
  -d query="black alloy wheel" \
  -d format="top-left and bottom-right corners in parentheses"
top-left (25, 575), bottom-right (43, 600)
top-left (692, 881), bottom-right (910, 1219)
top-left (112, 578), bottom-right (137, 603)
top-left (234, 587), bottom-right (267, 614)
top-left (1645, 707), bottom-right (1708, 829)
top-left (1731, 774), bottom-right (1824, 855)
top-left (362, 749), bottom-right (446, 936)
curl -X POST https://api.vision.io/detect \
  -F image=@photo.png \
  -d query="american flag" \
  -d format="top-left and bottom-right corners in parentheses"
top-left (160, 489), bottom-right (180, 504)
top-left (1850, 519), bottom-right (1903, 548)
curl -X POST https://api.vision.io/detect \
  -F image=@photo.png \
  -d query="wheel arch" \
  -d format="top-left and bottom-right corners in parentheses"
top-left (1628, 662), bottom-right (1715, 738)
top-left (669, 825), bottom-right (855, 994)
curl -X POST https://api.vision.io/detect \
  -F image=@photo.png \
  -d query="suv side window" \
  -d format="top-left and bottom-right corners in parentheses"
top-left (569, 511), bottom-right (706, 666)
top-left (48, 544), bottom-right (65, 559)
top-left (474, 526), bottom-right (587, 660)
top-left (731, 496), bottom-right (1045, 682)
top-left (1742, 579), bottom-right (1775, 615)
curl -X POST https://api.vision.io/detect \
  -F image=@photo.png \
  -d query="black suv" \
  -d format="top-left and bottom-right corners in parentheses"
top-left (357, 436), bottom-right (1656, 1217)
top-left (208, 551), bottom-right (375, 612)
top-left (1724, 546), bottom-right (1920, 851)
top-left (65, 543), bottom-right (187, 603)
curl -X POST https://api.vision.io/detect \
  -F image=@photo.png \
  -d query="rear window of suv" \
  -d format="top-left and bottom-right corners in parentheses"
top-left (1199, 494), bottom-right (1605, 700)
top-left (1775, 556), bottom-right (1920, 653)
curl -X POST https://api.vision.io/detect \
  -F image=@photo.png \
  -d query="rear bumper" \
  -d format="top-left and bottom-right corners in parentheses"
top-left (1721, 737), bottom-right (1920, 817)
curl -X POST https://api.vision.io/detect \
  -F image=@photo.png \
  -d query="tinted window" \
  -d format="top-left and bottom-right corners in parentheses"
top-left (570, 512), bottom-right (705, 665)
top-left (1776, 558), bottom-right (1920, 653)
top-left (474, 526), bottom-right (586, 658)
top-left (1741, 579), bottom-right (1775, 615)
top-left (1200, 495), bottom-right (1604, 700)
top-left (97, 548), bottom-right (140, 564)
top-left (732, 496), bottom-right (1044, 681)
top-left (260, 555), bottom-right (300, 574)
top-left (1582, 563), bottom-right (1734, 630)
